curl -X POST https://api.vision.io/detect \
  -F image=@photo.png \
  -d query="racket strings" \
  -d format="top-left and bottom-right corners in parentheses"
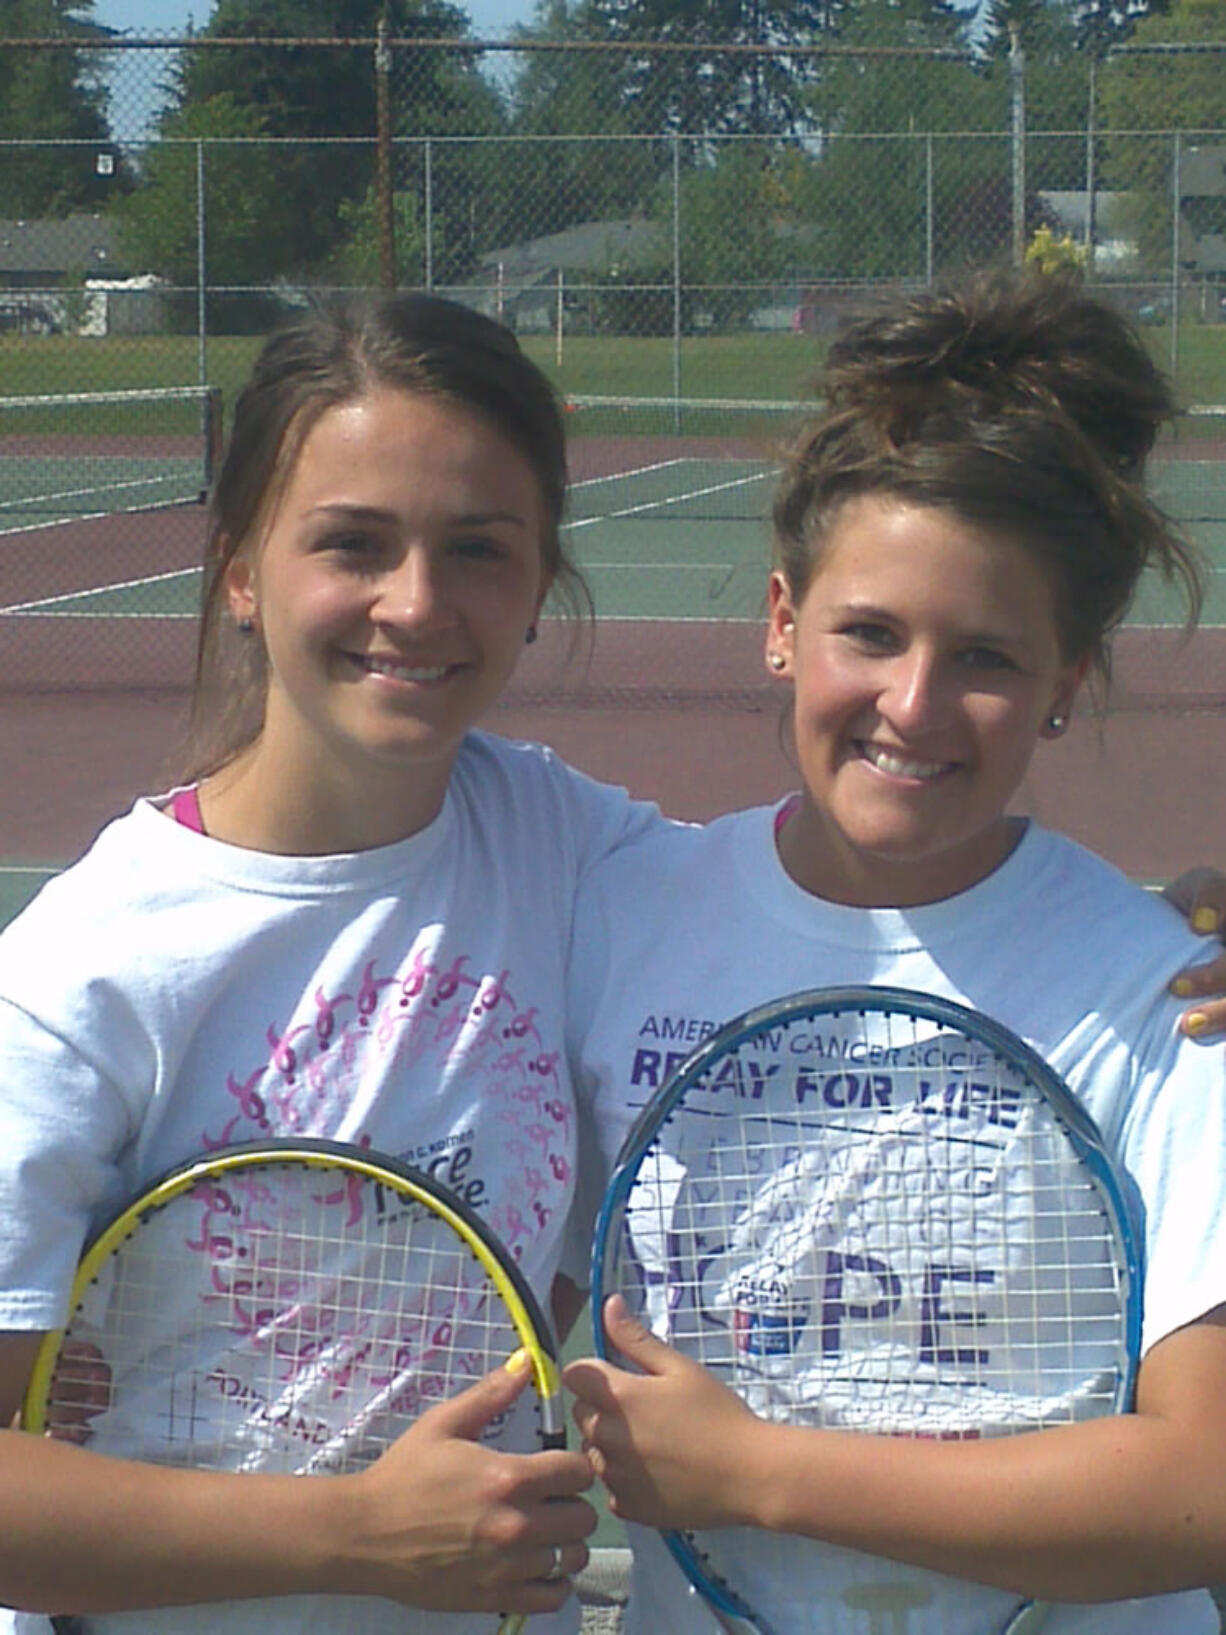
top-left (616, 1009), bottom-right (1129, 1440)
top-left (43, 1161), bottom-right (532, 1475)
top-left (599, 992), bottom-right (1137, 1634)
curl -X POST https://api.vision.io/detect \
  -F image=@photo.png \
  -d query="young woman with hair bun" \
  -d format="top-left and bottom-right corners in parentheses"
top-left (565, 267), bottom-right (1226, 1633)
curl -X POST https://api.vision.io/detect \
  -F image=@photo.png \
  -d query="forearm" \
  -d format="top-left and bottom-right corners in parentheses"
top-left (0, 1429), bottom-right (347, 1613)
top-left (741, 1412), bottom-right (1225, 1602)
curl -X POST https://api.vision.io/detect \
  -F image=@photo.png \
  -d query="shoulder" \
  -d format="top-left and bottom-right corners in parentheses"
top-left (0, 801), bottom-right (169, 953)
top-left (571, 805), bottom-right (772, 967)
top-left (578, 802), bottom-right (769, 893)
top-left (450, 731), bottom-right (672, 863)
top-left (1020, 826), bottom-right (1207, 975)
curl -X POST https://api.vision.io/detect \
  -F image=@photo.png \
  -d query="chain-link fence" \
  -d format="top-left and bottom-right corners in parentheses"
top-left (1, 36), bottom-right (1224, 382)
top-left (1, 33), bottom-right (1225, 877)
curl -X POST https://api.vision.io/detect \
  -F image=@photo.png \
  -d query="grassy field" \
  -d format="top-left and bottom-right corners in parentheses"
top-left (4, 324), bottom-right (1226, 419)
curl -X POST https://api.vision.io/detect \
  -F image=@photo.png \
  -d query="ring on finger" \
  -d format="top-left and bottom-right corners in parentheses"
top-left (545, 1545), bottom-right (564, 1582)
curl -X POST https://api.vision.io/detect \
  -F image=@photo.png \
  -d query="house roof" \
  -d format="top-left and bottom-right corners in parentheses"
top-left (478, 218), bottom-right (661, 284)
top-left (0, 214), bottom-right (121, 277)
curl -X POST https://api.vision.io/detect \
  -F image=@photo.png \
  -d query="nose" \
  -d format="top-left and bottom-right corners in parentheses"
top-left (877, 646), bottom-right (947, 733)
top-left (373, 546), bottom-right (451, 629)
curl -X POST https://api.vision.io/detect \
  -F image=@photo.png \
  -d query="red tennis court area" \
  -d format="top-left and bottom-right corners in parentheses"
top-left (1, 510), bottom-right (1223, 886)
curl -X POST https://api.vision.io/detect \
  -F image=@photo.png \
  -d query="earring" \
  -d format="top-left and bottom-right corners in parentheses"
top-left (1046, 712), bottom-right (1067, 734)
top-left (237, 616), bottom-right (255, 635)
top-left (525, 625), bottom-right (538, 646)
top-left (768, 652), bottom-right (786, 672)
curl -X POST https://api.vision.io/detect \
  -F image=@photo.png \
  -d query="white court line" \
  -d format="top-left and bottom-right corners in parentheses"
top-left (570, 458), bottom-right (691, 489)
top-left (0, 506), bottom-right (116, 542)
top-left (567, 470), bottom-right (771, 531)
top-left (0, 565), bottom-right (198, 616)
top-left (0, 472), bottom-right (172, 513)
top-left (0, 491), bottom-right (204, 542)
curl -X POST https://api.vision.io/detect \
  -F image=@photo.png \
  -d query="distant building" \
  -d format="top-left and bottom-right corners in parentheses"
top-left (475, 217), bottom-right (661, 331)
top-left (1177, 146), bottom-right (1226, 275)
top-left (0, 214), bottom-right (163, 335)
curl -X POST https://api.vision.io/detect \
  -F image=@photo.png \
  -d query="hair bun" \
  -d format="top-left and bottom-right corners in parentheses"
top-left (824, 267), bottom-right (1175, 479)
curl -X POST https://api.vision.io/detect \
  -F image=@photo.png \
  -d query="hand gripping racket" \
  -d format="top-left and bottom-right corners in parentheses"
top-left (21, 1138), bottom-right (566, 1635)
top-left (591, 988), bottom-right (1143, 1635)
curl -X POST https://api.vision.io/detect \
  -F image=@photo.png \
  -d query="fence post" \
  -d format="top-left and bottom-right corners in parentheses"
top-left (672, 134), bottom-right (682, 427)
top-left (375, 17), bottom-right (396, 291)
top-left (424, 137), bottom-right (434, 292)
top-left (1170, 130), bottom-right (1182, 382)
top-left (1009, 23), bottom-right (1026, 266)
top-left (195, 138), bottom-right (207, 388)
top-left (1084, 56), bottom-right (1097, 269)
top-left (925, 132), bottom-right (934, 285)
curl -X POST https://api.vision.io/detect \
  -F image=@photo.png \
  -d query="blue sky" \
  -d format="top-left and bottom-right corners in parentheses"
top-left (91, 0), bottom-right (537, 39)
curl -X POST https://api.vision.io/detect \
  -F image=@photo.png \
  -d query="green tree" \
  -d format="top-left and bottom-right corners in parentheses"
top-left (0, 1), bottom-right (118, 217)
top-left (1099, 0), bottom-right (1226, 271)
top-left (671, 140), bottom-right (798, 327)
top-left (113, 92), bottom-right (293, 299)
top-left (116, 0), bottom-right (502, 299)
top-left (500, 0), bottom-right (660, 242)
top-left (579, 0), bottom-right (843, 137)
top-left (978, 0), bottom-right (1096, 190)
top-left (328, 184), bottom-right (438, 285)
top-left (786, 0), bottom-right (1019, 278)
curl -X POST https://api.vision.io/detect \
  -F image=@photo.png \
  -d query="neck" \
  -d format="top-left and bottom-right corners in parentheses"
top-left (200, 740), bottom-right (453, 856)
top-left (776, 800), bottom-right (1025, 909)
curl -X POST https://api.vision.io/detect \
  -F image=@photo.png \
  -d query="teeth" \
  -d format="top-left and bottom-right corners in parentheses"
top-left (862, 744), bottom-right (951, 781)
top-left (363, 656), bottom-right (449, 682)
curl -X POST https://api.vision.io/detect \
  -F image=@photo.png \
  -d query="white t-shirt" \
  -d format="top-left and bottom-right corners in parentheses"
top-left (567, 804), bottom-right (1226, 1635)
top-left (0, 730), bottom-right (663, 1635)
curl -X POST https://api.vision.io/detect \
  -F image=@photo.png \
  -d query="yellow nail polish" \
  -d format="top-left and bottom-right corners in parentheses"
top-left (505, 1347), bottom-right (531, 1375)
top-left (1193, 907), bottom-right (1219, 935)
top-left (1185, 1011), bottom-right (1210, 1037)
top-left (1171, 977), bottom-right (1195, 998)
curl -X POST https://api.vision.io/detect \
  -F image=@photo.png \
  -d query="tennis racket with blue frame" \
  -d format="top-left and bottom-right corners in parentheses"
top-left (22, 1137), bottom-right (567, 1635)
top-left (591, 987), bottom-right (1143, 1635)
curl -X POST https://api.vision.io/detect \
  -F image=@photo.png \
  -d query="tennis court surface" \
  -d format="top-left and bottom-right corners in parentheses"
top-left (2, 390), bottom-right (1225, 908)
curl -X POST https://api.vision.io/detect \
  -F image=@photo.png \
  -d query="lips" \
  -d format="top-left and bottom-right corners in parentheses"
top-left (858, 741), bottom-right (957, 781)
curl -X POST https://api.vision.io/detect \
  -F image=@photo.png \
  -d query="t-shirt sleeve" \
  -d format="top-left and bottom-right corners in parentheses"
top-left (1116, 1022), bottom-right (1226, 1357)
top-left (0, 998), bottom-right (132, 1330)
top-left (548, 749), bottom-right (671, 881)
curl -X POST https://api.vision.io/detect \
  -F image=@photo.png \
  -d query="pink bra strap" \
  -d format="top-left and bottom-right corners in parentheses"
top-left (168, 785), bottom-right (206, 834)
top-left (774, 794), bottom-right (801, 838)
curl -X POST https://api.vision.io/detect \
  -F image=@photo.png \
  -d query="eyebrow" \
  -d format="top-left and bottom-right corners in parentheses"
top-left (308, 502), bottom-right (531, 529)
top-left (833, 601), bottom-right (1033, 649)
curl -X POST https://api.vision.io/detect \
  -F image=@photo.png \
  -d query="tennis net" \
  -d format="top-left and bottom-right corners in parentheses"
top-left (0, 385), bottom-right (223, 521)
top-left (1153, 405), bottom-right (1226, 532)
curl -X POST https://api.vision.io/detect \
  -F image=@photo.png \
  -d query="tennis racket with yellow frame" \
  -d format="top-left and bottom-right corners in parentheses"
top-left (21, 1137), bottom-right (566, 1635)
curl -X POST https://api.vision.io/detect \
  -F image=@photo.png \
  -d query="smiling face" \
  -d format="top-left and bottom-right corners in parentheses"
top-left (767, 494), bottom-right (1085, 907)
top-left (220, 388), bottom-right (549, 851)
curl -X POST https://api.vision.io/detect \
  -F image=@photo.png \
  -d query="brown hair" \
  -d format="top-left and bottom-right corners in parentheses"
top-left (179, 292), bottom-right (586, 781)
top-left (773, 267), bottom-right (1203, 684)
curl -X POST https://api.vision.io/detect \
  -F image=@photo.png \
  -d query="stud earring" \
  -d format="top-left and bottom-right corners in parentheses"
top-left (768, 652), bottom-right (786, 672)
top-left (237, 616), bottom-right (255, 635)
top-left (1046, 712), bottom-right (1067, 734)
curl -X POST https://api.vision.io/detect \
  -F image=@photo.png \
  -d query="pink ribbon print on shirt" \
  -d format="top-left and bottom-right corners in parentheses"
top-left (52, 940), bottom-right (573, 1467)
top-left (199, 940), bottom-right (572, 1252)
